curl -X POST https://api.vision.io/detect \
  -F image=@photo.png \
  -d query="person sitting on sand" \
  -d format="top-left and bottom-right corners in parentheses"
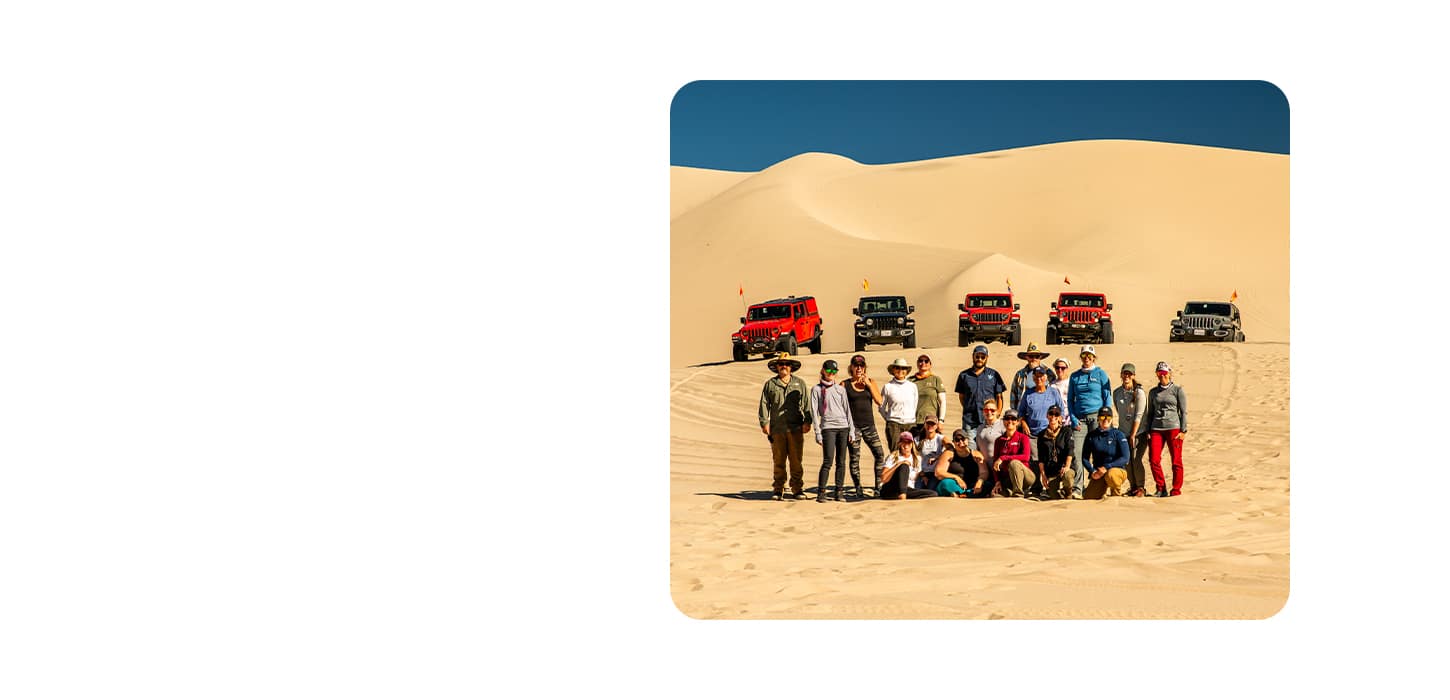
top-left (930, 429), bottom-right (979, 497)
top-left (758, 352), bottom-right (812, 501)
top-left (879, 431), bottom-right (938, 500)
top-left (992, 409), bottom-right (1036, 498)
top-left (1146, 361), bottom-right (1189, 497)
top-left (810, 359), bottom-right (858, 503)
top-left (880, 358), bottom-right (919, 448)
top-left (1037, 405), bottom-right (1075, 499)
top-left (1082, 407), bottom-right (1131, 499)
top-left (972, 400), bottom-right (1006, 497)
top-left (844, 355), bottom-right (885, 498)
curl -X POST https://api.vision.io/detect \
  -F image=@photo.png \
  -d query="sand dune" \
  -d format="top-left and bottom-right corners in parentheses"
top-left (671, 140), bottom-right (1287, 367)
top-left (670, 140), bottom-right (1289, 619)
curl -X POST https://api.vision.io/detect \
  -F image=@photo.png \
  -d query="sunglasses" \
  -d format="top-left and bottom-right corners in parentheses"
top-left (824, 369), bottom-right (838, 374)
top-left (983, 408), bottom-right (997, 412)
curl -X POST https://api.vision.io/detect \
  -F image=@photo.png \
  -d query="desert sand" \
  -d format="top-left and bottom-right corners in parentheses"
top-left (670, 140), bottom-right (1288, 619)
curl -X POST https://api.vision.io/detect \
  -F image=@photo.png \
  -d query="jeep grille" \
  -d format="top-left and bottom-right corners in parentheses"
top-left (1182, 315), bottom-right (1220, 330)
top-left (742, 328), bottom-right (776, 341)
top-left (971, 312), bottom-right (1010, 324)
top-left (1062, 310), bottom-right (1100, 324)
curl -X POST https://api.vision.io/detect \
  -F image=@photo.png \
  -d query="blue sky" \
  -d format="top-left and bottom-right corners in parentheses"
top-left (671, 81), bottom-right (1288, 171)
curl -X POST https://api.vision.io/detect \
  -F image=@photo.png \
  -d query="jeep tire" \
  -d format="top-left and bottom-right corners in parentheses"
top-left (958, 330), bottom-right (969, 347)
top-left (806, 334), bottom-right (822, 354)
top-left (732, 344), bottom-right (747, 362)
top-left (1099, 321), bottom-right (1114, 344)
top-left (782, 334), bottom-right (798, 356)
top-left (904, 332), bottom-right (916, 349)
top-left (1045, 326), bottom-right (1059, 345)
top-left (854, 336), bottom-right (866, 352)
top-left (1009, 327), bottom-right (1022, 346)
top-left (1236, 331), bottom-right (1246, 343)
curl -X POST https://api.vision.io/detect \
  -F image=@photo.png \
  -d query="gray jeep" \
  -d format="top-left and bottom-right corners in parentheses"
top-left (1169, 301), bottom-right (1245, 342)
top-left (852, 296), bottom-right (916, 351)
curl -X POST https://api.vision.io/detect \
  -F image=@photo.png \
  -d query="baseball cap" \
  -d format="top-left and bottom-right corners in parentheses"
top-left (1156, 361), bottom-right (1172, 373)
top-left (1032, 366), bottom-right (1048, 375)
top-left (898, 431), bottom-right (915, 443)
top-left (917, 354), bottom-right (931, 363)
top-left (1046, 405), bottom-right (1062, 416)
top-left (952, 429), bottom-right (969, 441)
top-left (850, 354), bottom-right (867, 366)
top-left (972, 344), bottom-right (989, 356)
top-left (922, 415), bottom-right (939, 426)
top-left (1053, 358), bottom-right (1069, 368)
top-left (1098, 407), bottom-right (1115, 418)
top-left (1121, 363), bottom-right (1136, 375)
top-left (1002, 409), bottom-right (1020, 420)
top-left (1080, 344), bottom-right (1096, 357)
top-left (822, 359), bottom-right (839, 373)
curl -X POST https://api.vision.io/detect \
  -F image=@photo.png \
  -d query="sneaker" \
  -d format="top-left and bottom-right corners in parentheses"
top-left (1128, 488), bottom-right (1146, 497)
top-left (772, 492), bottom-right (784, 501)
top-left (816, 493), bottom-right (827, 503)
top-left (1154, 489), bottom-right (1170, 498)
top-left (1169, 489), bottom-right (1181, 497)
top-left (791, 492), bottom-right (806, 500)
top-left (1070, 492), bottom-right (1083, 500)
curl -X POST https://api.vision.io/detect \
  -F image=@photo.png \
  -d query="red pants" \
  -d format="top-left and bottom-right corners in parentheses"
top-left (1149, 429), bottom-right (1185, 495)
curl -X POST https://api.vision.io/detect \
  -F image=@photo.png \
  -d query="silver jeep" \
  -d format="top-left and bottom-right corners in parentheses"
top-left (1170, 301), bottom-right (1245, 342)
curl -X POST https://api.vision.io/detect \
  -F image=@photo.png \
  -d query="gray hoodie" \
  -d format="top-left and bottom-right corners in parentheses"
top-left (1146, 382), bottom-right (1188, 433)
top-left (810, 380), bottom-right (858, 440)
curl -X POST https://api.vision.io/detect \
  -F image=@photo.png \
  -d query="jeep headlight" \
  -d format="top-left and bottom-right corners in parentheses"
top-left (865, 318), bottom-right (874, 327)
top-left (771, 328), bottom-right (780, 337)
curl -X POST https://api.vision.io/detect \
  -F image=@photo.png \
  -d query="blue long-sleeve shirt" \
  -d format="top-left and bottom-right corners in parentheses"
top-left (1066, 366), bottom-right (1113, 421)
top-left (1016, 386), bottom-right (1067, 435)
top-left (1083, 427), bottom-right (1130, 470)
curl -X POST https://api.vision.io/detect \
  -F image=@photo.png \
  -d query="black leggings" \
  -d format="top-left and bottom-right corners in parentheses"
top-left (879, 462), bottom-right (937, 499)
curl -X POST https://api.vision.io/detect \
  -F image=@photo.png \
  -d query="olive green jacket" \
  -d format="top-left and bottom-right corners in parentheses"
top-left (758, 375), bottom-right (812, 431)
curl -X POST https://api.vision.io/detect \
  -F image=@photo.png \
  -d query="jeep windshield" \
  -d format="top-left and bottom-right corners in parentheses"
top-left (968, 296), bottom-right (1011, 308)
top-left (858, 297), bottom-right (906, 313)
top-left (1184, 302), bottom-right (1232, 316)
top-left (747, 305), bottom-right (792, 321)
top-left (1059, 295), bottom-right (1103, 307)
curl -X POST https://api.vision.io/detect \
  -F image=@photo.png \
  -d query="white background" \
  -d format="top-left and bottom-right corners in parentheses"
top-left (1, 1), bottom-right (1443, 697)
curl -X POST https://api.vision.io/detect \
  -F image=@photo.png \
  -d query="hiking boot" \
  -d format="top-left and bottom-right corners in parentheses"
top-left (816, 491), bottom-right (827, 503)
top-left (853, 486), bottom-right (867, 500)
top-left (832, 487), bottom-right (844, 502)
top-left (1128, 488), bottom-right (1146, 497)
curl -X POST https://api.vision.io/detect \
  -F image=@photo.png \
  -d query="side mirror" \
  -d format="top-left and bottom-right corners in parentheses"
top-left (957, 303), bottom-right (965, 312)
top-left (740, 317), bottom-right (746, 324)
top-left (1013, 303), bottom-right (1020, 311)
top-left (907, 305), bottom-right (915, 313)
top-left (1176, 310), bottom-right (1182, 318)
top-left (1106, 303), bottom-right (1113, 311)
top-left (1050, 302), bottom-right (1057, 310)
top-left (851, 308), bottom-right (859, 316)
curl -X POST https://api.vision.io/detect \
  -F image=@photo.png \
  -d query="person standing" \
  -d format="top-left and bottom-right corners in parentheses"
top-left (880, 358), bottom-right (919, 449)
top-left (844, 354), bottom-right (885, 498)
top-left (758, 353), bottom-right (813, 500)
top-left (1113, 363), bottom-right (1151, 497)
top-left (953, 344), bottom-right (1006, 447)
top-left (879, 432), bottom-right (938, 500)
top-left (1036, 406), bottom-right (1076, 499)
top-left (1065, 345), bottom-right (1113, 500)
top-left (1082, 407), bottom-right (1131, 499)
top-left (991, 409), bottom-right (1036, 497)
top-left (1146, 361), bottom-right (1189, 497)
top-left (810, 360), bottom-right (857, 503)
top-left (1010, 342), bottom-right (1054, 410)
top-left (1050, 357), bottom-right (1072, 404)
top-left (910, 355), bottom-right (948, 437)
top-left (972, 401), bottom-right (1007, 497)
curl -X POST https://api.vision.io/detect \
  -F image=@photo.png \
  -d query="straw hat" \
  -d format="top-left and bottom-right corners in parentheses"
top-left (767, 352), bottom-right (802, 371)
top-left (887, 357), bottom-right (912, 370)
top-left (1016, 342), bottom-right (1050, 360)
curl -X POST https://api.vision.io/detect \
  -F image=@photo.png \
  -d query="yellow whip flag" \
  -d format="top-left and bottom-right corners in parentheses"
top-left (862, 278), bottom-right (869, 292)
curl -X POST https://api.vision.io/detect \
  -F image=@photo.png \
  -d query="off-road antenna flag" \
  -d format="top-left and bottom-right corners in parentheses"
top-left (862, 278), bottom-right (870, 292)
top-left (1005, 277), bottom-right (1012, 294)
top-left (1064, 275), bottom-right (1071, 285)
top-left (1230, 289), bottom-right (1238, 303)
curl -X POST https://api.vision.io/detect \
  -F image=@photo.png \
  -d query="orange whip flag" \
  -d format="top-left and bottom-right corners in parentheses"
top-left (1230, 289), bottom-right (1238, 303)
top-left (738, 283), bottom-right (743, 297)
top-left (862, 278), bottom-right (870, 292)
top-left (1064, 275), bottom-right (1071, 285)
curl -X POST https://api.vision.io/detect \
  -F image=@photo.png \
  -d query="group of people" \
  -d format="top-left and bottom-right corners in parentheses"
top-left (756, 342), bottom-right (1189, 502)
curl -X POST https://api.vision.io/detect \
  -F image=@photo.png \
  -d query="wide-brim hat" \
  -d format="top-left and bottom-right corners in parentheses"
top-left (1017, 342), bottom-right (1050, 360)
top-left (887, 357), bottom-right (912, 370)
top-left (767, 352), bottom-right (802, 371)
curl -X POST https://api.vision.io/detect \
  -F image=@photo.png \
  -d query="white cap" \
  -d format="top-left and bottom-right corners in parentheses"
top-left (1080, 344), bottom-right (1096, 357)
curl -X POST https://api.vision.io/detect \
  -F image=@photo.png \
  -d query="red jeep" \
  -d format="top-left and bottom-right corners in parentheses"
top-left (957, 292), bottom-right (1021, 347)
top-left (731, 295), bottom-right (823, 362)
top-left (1046, 292), bottom-right (1114, 345)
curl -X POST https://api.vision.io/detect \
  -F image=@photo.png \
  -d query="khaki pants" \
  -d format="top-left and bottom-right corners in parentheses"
top-left (770, 428), bottom-right (806, 495)
top-left (998, 459), bottom-right (1036, 497)
top-left (1045, 468), bottom-right (1074, 499)
top-left (1084, 467), bottom-right (1129, 499)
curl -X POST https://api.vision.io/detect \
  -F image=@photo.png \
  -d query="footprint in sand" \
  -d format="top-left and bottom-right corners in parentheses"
top-left (783, 526), bottom-right (797, 533)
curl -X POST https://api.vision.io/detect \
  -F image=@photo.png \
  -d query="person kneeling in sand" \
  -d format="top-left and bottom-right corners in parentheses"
top-left (991, 409), bottom-right (1036, 497)
top-left (1037, 406), bottom-right (1076, 499)
top-left (879, 432), bottom-right (938, 500)
top-left (928, 429), bottom-right (978, 497)
top-left (1082, 407), bottom-right (1131, 499)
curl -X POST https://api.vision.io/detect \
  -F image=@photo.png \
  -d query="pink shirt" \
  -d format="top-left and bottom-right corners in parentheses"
top-left (993, 431), bottom-right (1031, 465)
